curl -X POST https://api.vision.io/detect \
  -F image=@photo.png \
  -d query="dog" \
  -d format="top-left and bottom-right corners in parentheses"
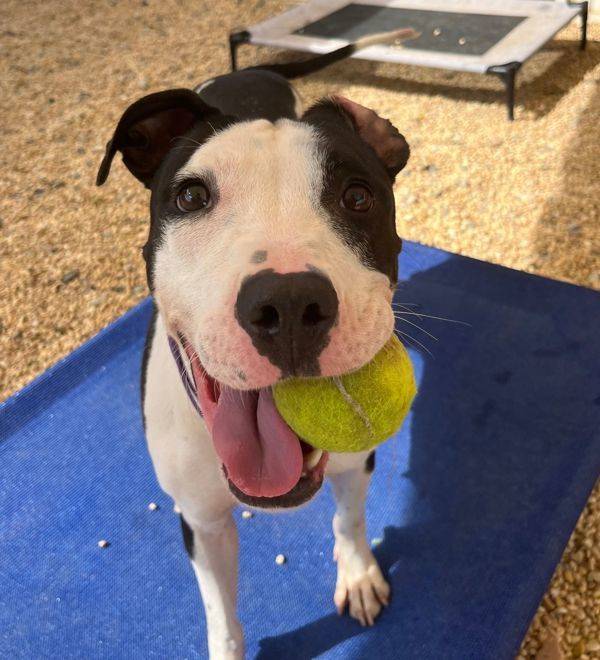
top-left (97, 28), bottom-right (414, 659)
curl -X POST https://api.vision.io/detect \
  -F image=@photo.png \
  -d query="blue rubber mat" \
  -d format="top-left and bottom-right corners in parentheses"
top-left (1, 241), bottom-right (599, 660)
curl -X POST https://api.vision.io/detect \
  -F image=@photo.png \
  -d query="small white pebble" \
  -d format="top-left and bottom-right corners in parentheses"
top-left (433, 28), bottom-right (441, 36)
top-left (98, 539), bottom-right (109, 549)
top-left (242, 510), bottom-right (253, 519)
top-left (371, 537), bottom-right (383, 547)
top-left (275, 554), bottom-right (286, 565)
top-left (148, 502), bottom-right (158, 511)
top-left (458, 37), bottom-right (466, 46)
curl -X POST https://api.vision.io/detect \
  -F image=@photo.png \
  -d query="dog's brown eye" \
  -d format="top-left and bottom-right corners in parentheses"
top-left (341, 184), bottom-right (373, 212)
top-left (176, 183), bottom-right (210, 212)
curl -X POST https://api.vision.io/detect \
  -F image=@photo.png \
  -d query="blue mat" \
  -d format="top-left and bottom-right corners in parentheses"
top-left (1, 242), bottom-right (599, 660)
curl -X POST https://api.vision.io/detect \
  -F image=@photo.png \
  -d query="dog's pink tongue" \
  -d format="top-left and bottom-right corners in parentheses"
top-left (212, 388), bottom-right (303, 497)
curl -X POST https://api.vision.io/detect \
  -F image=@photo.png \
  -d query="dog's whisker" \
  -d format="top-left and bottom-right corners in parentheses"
top-left (394, 311), bottom-right (470, 326)
top-left (395, 329), bottom-right (434, 358)
top-left (392, 307), bottom-right (421, 317)
top-left (396, 317), bottom-right (438, 342)
top-left (391, 304), bottom-right (422, 313)
top-left (391, 302), bottom-right (425, 319)
top-left (169, 145), bottom-right (202, 154)
top-left (391, 302), bottom-right (470, 326)
top-left (393, 305), bottom-right (425, 320)
top-left (175, 135), bottom-right (204, 147)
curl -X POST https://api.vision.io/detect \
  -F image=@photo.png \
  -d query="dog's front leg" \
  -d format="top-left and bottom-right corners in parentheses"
top-left (329, 459), bottom-right (390, 626)
top-left (180, 509), bottom-right (243, 659)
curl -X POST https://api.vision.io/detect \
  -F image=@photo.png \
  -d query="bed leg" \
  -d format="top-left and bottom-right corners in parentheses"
top-left (487, 61), bottom-right (521, 121)
top-left (579, 1), bottom-right (588, 51)
top-left (229, 30), bottom-right (250, 72)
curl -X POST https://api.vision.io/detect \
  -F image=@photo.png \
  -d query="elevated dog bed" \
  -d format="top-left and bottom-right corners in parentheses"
top-left (1, 241), bottom-right (599, 659)
top-left (230, 0), bottom-right (588, 119)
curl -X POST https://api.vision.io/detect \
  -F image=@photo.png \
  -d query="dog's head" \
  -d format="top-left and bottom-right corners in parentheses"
top-left (98, 88), bottom-right (409, 508)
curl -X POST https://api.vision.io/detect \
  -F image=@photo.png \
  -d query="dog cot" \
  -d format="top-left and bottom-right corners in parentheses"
top-left (229, 0), bottom-right (588, 119)
top-left (1, 241), bottom-right (599, 658)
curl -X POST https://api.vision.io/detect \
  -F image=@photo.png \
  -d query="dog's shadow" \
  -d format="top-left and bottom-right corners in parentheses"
top-left (255, 526), bottom-right (430, 660)
top-left (255, 250), bottom-right (597, 659)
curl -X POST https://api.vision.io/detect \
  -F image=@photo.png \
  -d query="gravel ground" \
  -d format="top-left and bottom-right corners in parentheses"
top-left (1, 1), bottom-right (598, 657)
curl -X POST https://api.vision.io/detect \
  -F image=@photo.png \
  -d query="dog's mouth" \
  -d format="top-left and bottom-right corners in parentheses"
top-left (180, 338), bottom-right (329, 507)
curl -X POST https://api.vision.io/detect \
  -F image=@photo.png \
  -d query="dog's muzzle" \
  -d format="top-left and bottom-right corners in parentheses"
top-left (235, 269), bottom-right (338, 378)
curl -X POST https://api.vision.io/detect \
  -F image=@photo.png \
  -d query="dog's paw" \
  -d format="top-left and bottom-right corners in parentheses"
top-left (333, 546), bottom-right (390, 626)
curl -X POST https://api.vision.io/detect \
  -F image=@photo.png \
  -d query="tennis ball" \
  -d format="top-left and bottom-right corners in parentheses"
top-left (273, 335), bottom-right (416, 453)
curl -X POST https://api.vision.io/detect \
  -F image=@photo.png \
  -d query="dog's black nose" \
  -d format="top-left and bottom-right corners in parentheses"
top-left (236, 270), bottom-right (338, 376)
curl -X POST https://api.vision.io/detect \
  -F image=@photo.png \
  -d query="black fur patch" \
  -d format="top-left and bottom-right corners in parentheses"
top-left (302, 100), bottom-right (402, 283)
top-left (196, 70), bottom-right (298, 122)
top-left (180, 515), bottom-right (195, 558)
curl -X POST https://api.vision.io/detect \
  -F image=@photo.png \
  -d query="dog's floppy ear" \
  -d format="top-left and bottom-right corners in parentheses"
top-left (331, 96), bottom-right (410, 180)
top-left (96, 89), bottom-right (222, 188)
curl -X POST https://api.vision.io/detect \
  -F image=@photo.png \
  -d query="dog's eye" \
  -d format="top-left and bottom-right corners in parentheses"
top-left (341, 184), bottom-right (373, 212)
top-left (176, 183), bottom-right (211, 212)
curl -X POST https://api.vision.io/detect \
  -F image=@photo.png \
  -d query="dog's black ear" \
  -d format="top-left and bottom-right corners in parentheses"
top-left (328, 96), bottom-right (410, 180)
top-left (96, 89), bottom-right (222, 188)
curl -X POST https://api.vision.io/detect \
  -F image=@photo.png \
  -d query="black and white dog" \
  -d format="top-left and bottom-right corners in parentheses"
top-left (97, 29), bottom-right (414, 659)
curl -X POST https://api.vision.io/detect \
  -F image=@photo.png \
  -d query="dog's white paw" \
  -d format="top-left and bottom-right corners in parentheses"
top-left (333, 544), bottom-right (390, 626)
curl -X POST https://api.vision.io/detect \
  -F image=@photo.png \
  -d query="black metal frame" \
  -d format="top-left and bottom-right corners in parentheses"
top-left (577, 0), bottom-right (589, 51)
top-left (230, 1), bottom-right (588, 121)
top-left (484, 1), bottom-right (587, 120)
top-left (486, 61), bottom-right (521, 121)
top-left (229, 30), bottom-right (251, 72)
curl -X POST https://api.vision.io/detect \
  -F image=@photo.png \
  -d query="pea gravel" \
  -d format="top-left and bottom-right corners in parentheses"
top-left (1, 1), bottom-right (598, 657)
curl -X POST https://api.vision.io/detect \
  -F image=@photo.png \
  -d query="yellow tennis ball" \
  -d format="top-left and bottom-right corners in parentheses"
top-left (273, 335), bottom-right (416, 453)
